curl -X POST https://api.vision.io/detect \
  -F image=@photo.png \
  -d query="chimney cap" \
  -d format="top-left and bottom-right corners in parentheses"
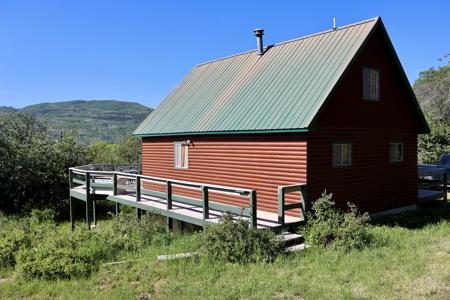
top-left (254, 29), bottom-right (264, 36)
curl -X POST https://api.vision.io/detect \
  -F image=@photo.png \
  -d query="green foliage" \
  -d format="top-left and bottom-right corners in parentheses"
top-left (202, 214), bottom-right (284, 264)
top-left (1, 210), bottom-right (172, 280)
top-left (303, 192), bottom-right (372, 251)
top-left (0, 113), bottom-right (86, 215)
top-left (414, 65), bottom-right (450, 163)
top-left (21, 100), bottom-right (152, 144)
top-left (414, 65), bottom-right (450, 122)
top-left (100, 212), bottom-right (171, 252)
top-left (418, 113), bottom-right (450, 164)
top-left (86, 136), bottom-right (141, 164)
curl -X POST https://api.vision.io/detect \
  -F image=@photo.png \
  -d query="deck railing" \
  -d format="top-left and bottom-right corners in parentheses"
top-left (69, 166), bottom-right (258, 227)
top-left (277, 183), bottom-right (307, 225)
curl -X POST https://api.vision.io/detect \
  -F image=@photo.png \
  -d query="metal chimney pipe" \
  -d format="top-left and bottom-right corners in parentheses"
top-left (254, 29), bottom-right (264, 55)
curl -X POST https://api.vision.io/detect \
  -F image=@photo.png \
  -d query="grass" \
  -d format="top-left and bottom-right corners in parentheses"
top-left (1, 205), bottom-right (450, 299)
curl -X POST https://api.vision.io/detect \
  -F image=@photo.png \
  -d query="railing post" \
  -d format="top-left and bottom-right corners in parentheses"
top-left (202, 186), bottom-right (209, 220)
top-left (85, 172), bottom-right (92, 230)
top-left (69, 169), bottom-right (73, 189)
top-left (113, 173), bottom-right (118, 196)
top-left (301, 185), bottom-right (307, 222)
top-left (166, 181), bottom-right (172, 210)
top-left (136, 175), bottom-right (141, 202)
top-left (278, 187), bottom-right (285, 226)
top-left (250, 190), bottom-right (257, 228)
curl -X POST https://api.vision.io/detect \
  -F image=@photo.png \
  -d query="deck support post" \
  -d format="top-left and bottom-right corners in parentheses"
top-left (115, 203), bottom-right (120, 216)
top-left (69, 169), bottom-right (75, 231)
top-left (167, 217), bottom-right (173, 231)
top-left (137, 208), bottom-right (142, 220)
top-left (70, 196), bottom-right (75, 231)
top-left (278, 187), bottom-right (285, 226)
top-left (444, 173), bottom-right (448, 203)
top-left (202, 186), bottom-right (209, 219)
top-left (93, 200), bottom-right (97, 227)
top-left (85, 172), bottom-right (92, 230)
top-left (250, 190), bottom-right (257, 228)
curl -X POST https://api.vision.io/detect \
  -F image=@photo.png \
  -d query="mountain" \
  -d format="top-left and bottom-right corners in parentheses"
top-left (11, 100), bottom-right (152, 143)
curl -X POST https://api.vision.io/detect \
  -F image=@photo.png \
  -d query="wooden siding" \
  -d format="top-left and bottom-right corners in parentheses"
top-left (307, 26), bottom-right (419, 213)
top-left (142, 134), bottom-right (307, 213)
top-left (308, 128), bottom-right (418, 212)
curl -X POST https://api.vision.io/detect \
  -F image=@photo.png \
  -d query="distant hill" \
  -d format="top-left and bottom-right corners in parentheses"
top-left (6, 100), bottom-right (153, 143)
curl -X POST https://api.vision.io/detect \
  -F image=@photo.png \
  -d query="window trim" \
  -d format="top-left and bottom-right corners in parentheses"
top-left (389, 142), bottom-right (404, 163)
top-left (363, 66), bottom-right (381, 101)
top-left (174, 141), bottom-right (189, 170)
top-left (332, 142), bottom-right (353, 168)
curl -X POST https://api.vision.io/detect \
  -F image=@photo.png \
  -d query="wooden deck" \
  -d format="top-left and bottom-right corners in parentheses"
top-left (69, 165), bottom-right (307, 231)
top-left (70, 186), bottom-right (302, 229)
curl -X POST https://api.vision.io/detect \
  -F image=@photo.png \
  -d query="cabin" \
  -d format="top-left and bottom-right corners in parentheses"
top-left (69, 17), bottom-right (430, 231)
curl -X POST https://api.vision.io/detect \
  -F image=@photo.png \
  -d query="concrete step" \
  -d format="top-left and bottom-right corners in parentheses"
top-left (285, 243), bottom-right (310, 253)
top-left (276, 232), bottom-right (304, 247)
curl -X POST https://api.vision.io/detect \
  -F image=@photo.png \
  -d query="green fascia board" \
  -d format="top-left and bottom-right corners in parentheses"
top-left (134, 128), bottom-right (309, 137)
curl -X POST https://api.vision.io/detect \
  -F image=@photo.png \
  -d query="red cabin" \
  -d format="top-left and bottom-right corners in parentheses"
top-left (134, 17), bottom-right (428, 217)
top-left (69, 17), bottom-right (429, 231)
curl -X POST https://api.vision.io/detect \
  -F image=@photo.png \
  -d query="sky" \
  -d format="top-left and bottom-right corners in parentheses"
top-left (0, 0), bottom-right (449, 109)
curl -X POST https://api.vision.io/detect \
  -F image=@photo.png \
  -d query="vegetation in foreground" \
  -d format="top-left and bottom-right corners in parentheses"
top-left (0, 205), bottom-right (449, 299)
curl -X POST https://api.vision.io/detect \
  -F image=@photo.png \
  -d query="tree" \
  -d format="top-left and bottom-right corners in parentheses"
top-left (0, 113), bottom-right (86, 214)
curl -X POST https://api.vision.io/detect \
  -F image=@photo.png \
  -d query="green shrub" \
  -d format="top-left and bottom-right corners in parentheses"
top-left (0, 227), bottom-right (30, 269)
top-left (4, 210), bottom-right (173, 280)
top-left (16, 229), bottom-right (108, 280)
top-left (202, 214), bottom-right (283, 264)
top-left (100, 212), bottom-right (171, 252)
top-left (303, 192), bottom-right (372, 251)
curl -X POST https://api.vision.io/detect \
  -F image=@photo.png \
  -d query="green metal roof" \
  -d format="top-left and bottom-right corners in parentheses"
top-left (134, 17), bottom-right (413, 137)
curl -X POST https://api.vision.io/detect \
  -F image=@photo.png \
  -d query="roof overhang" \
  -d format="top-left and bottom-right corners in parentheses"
top-left (133, 128), bottom-right (309, 138)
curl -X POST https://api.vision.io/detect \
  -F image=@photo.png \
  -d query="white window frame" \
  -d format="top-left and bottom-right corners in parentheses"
top-left (389, 143), bottom-right (403, 163)
top-left (332, 143), bottom-right (352, 167)
top-left (363, 67), bottom-right (380, 101)
top-left (174, 141), bottom-right (189, 169)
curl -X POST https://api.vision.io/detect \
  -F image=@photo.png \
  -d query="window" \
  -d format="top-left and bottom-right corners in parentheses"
top-left (363, 67), bottom-right (380, 100)
top-left (332, 143), bottom-right (352, 167)
top-left (389, 143), bottom-right (403, 162)
top-left (174, 141), bottom-right (189, 169)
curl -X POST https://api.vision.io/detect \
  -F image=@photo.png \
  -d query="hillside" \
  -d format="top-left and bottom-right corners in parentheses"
top-left (18, 100), bottom-right (152, 143)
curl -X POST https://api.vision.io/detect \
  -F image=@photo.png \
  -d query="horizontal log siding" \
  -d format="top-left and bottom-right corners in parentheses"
top-left (142, 134), bottom-right (307, 213)
top-left (307, 128), bottom-right (417, 213)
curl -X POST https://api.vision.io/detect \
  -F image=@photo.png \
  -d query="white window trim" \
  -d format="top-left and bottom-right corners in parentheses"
top-left (332, 143), bottom-right (352, 167)
top-left (389, 143), bottom-right (404, 163)
top-left (174, 141), bottom-right (189, 169)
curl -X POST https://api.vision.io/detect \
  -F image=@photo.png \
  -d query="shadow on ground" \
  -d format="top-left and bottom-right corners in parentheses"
top-left (371, 202), bottom-right (450, 229)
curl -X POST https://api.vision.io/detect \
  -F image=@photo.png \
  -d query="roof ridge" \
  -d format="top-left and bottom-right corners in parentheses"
top-left (195, 17), bottom-right (380, 68)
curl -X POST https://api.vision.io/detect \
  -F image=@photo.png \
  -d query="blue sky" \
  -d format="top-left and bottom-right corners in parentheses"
top-left (0, 0), bottom-right (448, 108)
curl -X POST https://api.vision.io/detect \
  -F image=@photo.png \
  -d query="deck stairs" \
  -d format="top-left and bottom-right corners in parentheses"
top-left (276, 232), bottom-right (310, 252)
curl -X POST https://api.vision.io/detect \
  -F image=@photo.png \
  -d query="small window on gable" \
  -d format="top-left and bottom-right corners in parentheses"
top-left (363, 67), bottom-right (380, 101)
top-left (389, 143), bottom-right (403, 163)
top-left (174, 141), bottom-right (189, 169)
top-left (332, 143), bottom-right (352, 167)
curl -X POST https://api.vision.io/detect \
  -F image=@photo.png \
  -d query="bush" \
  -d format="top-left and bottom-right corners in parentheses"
top-left (16, 229), bottom-right (109, 280)
top-left (303, 192), bottom-right (372, 251)
top-left (202, 214), bottom-right (284, 264)
top-left (100, 212), bottom-right (172, 252)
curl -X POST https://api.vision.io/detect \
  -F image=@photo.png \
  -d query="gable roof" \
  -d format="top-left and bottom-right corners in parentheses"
top-left (134, 17), bottom-right (428, 137)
